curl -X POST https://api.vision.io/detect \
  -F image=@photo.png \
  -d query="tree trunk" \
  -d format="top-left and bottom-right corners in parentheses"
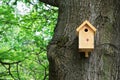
top-left (42, 0), bottom-right (120, 80)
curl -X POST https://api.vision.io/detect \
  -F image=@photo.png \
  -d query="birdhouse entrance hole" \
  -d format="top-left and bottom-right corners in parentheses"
top-left (84, 28), bottom-right (88, 32)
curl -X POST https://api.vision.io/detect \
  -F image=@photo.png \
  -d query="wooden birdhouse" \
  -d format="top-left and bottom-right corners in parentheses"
top-left (76, 20), bottom-right (97, 57)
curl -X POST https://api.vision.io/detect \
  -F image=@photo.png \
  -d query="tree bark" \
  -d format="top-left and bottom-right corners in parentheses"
top-left (46, 0), bottom-right (120, 80)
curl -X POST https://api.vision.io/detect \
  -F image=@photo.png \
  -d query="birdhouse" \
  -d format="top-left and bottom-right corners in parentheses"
top-left (76, 20), bottom-right (97, 57)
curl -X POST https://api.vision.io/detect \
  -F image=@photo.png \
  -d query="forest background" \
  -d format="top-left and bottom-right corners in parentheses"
top-left (0, 0), bottom-right (58, 80)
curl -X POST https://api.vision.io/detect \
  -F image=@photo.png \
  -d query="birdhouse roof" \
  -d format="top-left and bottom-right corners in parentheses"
top-left (76, 20), bottom-right (97, 33)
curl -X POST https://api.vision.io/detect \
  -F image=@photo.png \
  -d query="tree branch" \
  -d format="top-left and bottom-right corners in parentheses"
top-left (43, 67), bottom-right (48, 80)
top-left (39, 0), bottom-right (59, 7)
top-left (0, 60), bottom-right (23, 65)
top-left (16, 63), bottom-right (21, 80)
top-left (8, 64), bottom-right (16, 80)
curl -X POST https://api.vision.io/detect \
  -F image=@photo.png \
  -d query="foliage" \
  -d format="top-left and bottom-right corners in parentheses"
top-left (0, 1), bottom-right (58, 80)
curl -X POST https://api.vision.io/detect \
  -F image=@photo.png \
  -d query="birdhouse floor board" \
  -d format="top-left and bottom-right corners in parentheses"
top-left (79, 49), bottom-right (93, 52)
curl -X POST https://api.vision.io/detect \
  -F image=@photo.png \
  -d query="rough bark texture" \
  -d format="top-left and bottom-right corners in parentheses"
top-left (46, 0), bottom-right (120, 80)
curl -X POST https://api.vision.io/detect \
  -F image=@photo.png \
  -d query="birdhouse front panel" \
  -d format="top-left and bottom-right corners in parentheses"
top-left (79, 24), bottom-right (94, 50)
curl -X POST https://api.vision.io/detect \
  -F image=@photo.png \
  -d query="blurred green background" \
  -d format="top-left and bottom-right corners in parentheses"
top-left (0, 0), bottom-right (58, 80)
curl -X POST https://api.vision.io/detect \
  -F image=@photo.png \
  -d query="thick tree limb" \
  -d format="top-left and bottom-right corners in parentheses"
top-left (39, 0), bottom-right (59, 7)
